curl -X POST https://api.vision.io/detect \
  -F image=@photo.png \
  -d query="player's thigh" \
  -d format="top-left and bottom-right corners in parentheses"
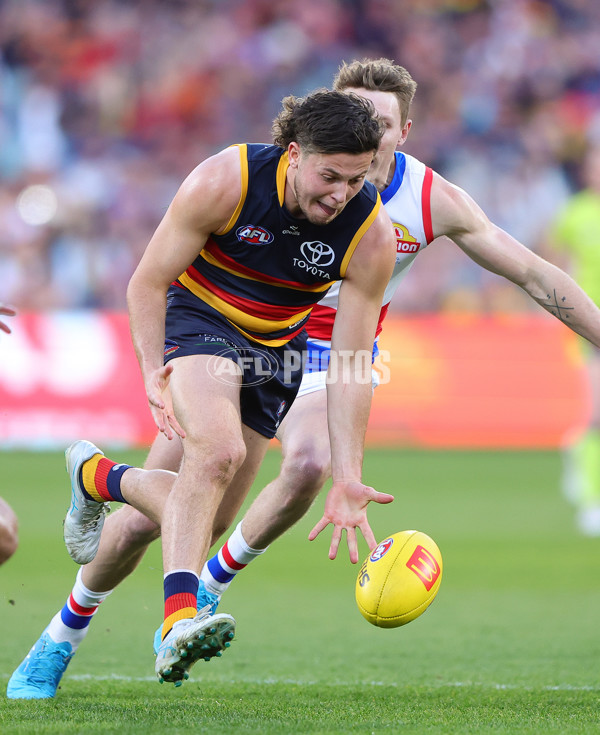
top-left (168, 353), bottom-right (243, 443)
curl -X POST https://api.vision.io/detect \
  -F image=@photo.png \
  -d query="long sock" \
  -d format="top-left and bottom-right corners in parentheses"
top-left (200, 521), bottom-right (267, 596)
top-left (46, 568), bottom-right (113, 651)
top-left (80, 454), bottom-right (131, 503)
top-left (162, 570), bottom-right (199, 641)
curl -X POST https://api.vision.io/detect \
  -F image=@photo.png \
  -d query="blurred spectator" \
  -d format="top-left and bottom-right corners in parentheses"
top-left (544, 144), bottom-right (600, 535)
top-left (1, 0), bottom-right (599, 312)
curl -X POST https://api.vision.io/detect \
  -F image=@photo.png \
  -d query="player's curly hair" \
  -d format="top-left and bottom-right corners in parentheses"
top-left (271, 88), bottom-right (384, 154)
top-left (334, 58), bottom-right (417, 127)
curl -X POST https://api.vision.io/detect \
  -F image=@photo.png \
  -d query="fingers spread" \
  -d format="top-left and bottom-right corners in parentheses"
top-left (308, 516), bottom-right (329, 541)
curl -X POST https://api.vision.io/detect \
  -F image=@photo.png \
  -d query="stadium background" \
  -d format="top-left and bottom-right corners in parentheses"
top-left (1, 4), bottom-right (600, 730)
top-left (0, 0), bottom-right (598, 448)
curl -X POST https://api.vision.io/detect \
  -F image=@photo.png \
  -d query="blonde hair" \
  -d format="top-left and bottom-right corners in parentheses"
top-left (334, 58), bottom-right (417, 127)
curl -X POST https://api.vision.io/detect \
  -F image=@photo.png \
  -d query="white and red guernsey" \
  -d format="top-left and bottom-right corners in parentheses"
top-left (305, 151), bottom-right (434, 366)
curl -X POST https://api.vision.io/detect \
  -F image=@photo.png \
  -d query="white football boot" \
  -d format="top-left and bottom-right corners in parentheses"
top-left (63, 440), bottom-right (110, 564)
top-left (155, 606), bottom-right (236, 686)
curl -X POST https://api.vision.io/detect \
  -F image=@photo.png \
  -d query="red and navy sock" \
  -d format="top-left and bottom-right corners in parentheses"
top-left (161, 570), bottom-right (199, 642)
top-left (79, 453), bottom-right (130, 504)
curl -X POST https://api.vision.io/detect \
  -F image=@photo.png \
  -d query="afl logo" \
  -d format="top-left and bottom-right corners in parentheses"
top-left (393, 223), bottom-right (420, 255)
top-left (370, 537), bottom-right (394, 562)
top-left (237, 225), bottom-right (274, 245)
top-left (300, 240), bottom-right (335, 266)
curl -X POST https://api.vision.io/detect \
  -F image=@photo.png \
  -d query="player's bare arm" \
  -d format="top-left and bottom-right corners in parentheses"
top-left (127, 147), bottom-right (243, 437)
top-left (309, 205), bottom-right (396, 563)
top-left (431, 173), bottom-right (600, 348)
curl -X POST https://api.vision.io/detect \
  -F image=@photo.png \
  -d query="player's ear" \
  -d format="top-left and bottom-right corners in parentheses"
top-left (397, 119), bottom-right (412, 147)
top-left (287, 142), bottom-right (301, 168)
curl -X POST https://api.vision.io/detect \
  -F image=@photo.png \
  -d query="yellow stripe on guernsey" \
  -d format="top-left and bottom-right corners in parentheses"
top-left (177, 271), bottom-right (313, 345)
top-left (219, 144), bottom-right (249, 234)
top-left (339, 194), bottom-right (382, 277)
top-left (81, 453), bottom-right (105, 503)
top-left (276, 151), bottom-right (289, 206)
top-left (228, 322), bottom-right (295, 347)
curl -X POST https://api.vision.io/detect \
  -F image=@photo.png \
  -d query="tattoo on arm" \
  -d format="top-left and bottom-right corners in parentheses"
top-left (538, 290), bottom-right (574, 322)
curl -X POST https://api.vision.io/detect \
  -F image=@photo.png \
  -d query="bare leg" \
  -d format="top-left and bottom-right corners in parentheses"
top-left (212, 424), bottom-right (280, 542)
top-left (6, 433), bottom-right (186, 699)
top-left (81, 432), bottom-right (183, 591)
top-left (0, 496), bottom-right (18, 565)
top-left (156, 354), bottom-right (269, 575)
top-left (241, 388), bottom-right (331, 549)
top-left (198, 387), bottom-right (331, 597)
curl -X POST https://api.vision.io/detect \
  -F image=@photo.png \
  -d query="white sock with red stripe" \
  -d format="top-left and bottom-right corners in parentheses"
top-left (46, 568), bottom-right (113, 651)
top-left (200, 521), bottom-right (267, 596)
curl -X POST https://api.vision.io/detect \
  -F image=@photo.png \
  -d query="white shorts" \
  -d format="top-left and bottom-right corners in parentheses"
top-left (297, 368), bottom-right (381, 399)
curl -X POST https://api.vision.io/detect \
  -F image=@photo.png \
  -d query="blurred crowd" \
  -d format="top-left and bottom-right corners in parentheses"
top-left (1, 0), bottom-right (599, 312)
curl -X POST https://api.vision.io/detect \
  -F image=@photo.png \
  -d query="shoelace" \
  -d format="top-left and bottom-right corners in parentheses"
top-left (197, 587), bottom-right (220, 614)
top-left (79, 503), bottom-right (108, 525)
top-left (26, 646), bottom-right (71, 686)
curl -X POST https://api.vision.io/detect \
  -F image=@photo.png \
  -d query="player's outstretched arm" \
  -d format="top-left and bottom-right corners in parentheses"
top-left (431, 174), bottom-right (600, 348)
top-left (309, 205), bottom-right (396, 563)
top-left (127, 147), bottom-right (242, 439)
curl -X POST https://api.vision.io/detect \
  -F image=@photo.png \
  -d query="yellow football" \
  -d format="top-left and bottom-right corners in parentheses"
top-left (355, 530), bottom-right (443, 628)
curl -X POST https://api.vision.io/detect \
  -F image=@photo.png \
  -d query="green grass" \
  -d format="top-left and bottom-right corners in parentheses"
top-left (1, 448), bottom-right (599, 733)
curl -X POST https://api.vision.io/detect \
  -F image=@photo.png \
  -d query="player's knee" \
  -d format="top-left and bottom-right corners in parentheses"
top-left (0, 501), bottom-right (18, 565)
top-left (0, 532), bottom-right (18, 564)
top-left (111, 507), bottom-right (160, 551)
top-left (282, 445), bottom-right (331, 497)
top-left (123, 515), bottom-right (161, 548)
top-left (186, 436), bottom-right (247, 486)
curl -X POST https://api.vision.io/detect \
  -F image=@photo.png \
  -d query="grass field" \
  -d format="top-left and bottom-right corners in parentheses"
top-left (1, 447), bottom-right (599, 734)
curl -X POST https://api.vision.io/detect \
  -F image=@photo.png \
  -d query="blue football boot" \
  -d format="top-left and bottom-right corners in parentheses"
top-left (7, 631), bottom-right (74, 699)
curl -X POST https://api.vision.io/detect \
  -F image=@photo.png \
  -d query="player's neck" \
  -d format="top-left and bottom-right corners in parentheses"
top-left (369, 157), bottom-right (396, 193)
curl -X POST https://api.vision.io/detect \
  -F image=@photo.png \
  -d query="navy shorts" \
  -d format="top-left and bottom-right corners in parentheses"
top-left (164, 285), bottom-right (306, 438)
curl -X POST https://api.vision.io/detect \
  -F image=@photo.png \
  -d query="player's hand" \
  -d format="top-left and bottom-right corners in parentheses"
top-left (145, 364), bottom-right (186, 440)
top-left (308, 480), bottom-right (394, 564)
top-left (0, 304), bottom-right (17, 334)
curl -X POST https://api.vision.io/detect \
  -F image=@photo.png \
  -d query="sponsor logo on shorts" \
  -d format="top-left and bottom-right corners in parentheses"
top-left (236, 225), bottom-right (274, 245)
top-left (370, 537), bottom-right (394, 562)
top-left (164, 342), bottom-right (180, 356)
top-left (406, 544), bottom-right (441, 591)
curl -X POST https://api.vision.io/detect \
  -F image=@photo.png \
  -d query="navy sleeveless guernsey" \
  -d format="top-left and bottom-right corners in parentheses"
top-left (174, 143), bottom-right (381, 347)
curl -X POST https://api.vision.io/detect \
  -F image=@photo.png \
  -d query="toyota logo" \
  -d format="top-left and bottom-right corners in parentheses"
top-left (300, 241), bottom-right (335, 266)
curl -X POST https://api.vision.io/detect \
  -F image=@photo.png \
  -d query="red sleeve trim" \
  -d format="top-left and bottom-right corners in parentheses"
top-left (422, 166), bottom-right (434, 244)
